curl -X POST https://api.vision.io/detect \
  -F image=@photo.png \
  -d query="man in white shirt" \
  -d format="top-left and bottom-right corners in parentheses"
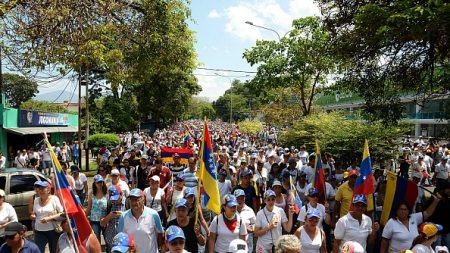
top-left (434, 157), bottom-right (450, 187)
top-left (235, 189), bottom-right (256, 253)
top-left (118, 188), bottom-right (163, 253)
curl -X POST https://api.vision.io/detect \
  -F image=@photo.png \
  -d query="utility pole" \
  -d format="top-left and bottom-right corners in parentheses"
top-left (77, 71), bottom-right (82, 167)
top-left (85, 71), bottom-right (89, 171)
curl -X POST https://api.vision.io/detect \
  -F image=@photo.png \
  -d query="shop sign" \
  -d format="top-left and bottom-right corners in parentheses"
top-left (19, 110), bottom-right (69, 127)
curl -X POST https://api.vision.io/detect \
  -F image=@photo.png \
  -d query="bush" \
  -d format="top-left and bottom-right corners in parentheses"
top-left (89, 133), bottom-right (120, 149)
top-left (238, 120), bottom-right (264, 135)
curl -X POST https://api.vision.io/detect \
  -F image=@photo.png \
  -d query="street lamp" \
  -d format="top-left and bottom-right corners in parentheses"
top-left (245, 21), bottom-right (281, 41)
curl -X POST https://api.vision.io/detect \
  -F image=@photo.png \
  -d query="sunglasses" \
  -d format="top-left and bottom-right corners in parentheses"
top-left (174, 179), bottom-right (183, 182)
top-left (98, 169), bottom-right (105, 172)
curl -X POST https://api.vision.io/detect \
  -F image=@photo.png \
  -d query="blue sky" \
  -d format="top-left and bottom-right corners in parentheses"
top-left (37, 0), bottom-right (320, 101)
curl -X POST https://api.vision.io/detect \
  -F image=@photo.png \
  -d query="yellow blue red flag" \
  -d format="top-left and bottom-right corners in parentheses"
top-left (45, 137), bottom-right (92, 252)
top-left (312, 141), bottom-right (326, 204)
top-left (198, 121), bottom-right (221, 214)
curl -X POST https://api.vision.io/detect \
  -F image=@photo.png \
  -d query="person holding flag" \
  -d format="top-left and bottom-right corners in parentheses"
top-left (197, 121), bottom-right (222, 215)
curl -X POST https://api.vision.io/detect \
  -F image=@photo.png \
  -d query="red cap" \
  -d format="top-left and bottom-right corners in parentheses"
top-left (348, 170), bottom-right (359, 177)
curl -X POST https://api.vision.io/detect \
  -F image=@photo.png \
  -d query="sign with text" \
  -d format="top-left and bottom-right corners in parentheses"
top-left (19, 110), bottom-right (70, 127)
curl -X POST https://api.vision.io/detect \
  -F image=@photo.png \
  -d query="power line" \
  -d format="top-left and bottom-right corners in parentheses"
top-left (197, 67), bottom-right (257, 74)
top-left (193, 73), bottom-right (254, 78)
top-left (66, 81), bottom-right (78, 105)
top-left (51, 77), bottom-right (73, 103)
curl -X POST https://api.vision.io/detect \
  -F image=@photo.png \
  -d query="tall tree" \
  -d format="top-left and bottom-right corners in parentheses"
top-left (243, 17), bottom-right (335, 117)
top-left (317, 0), bottom-right (450, 123)
top-left (2, 0), bottom-right (200, 125)
top-left (2, 74), bottom-right (38, 107)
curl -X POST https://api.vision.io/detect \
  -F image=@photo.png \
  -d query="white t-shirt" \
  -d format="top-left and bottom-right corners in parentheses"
top-left (34, 195), bottom-right (64, 231)
top-left (411, 244), bottom-right (435, 253)
top-left (334, 213), bottom-right (372, 251)
top-left (74, 173), bottom-right (88, 192)
top-left (209, 214), bottom-right (248, 253)
top-left (298, 203), bottom-right (326, 228)
top-left (144, 187), bottom-right (164, 212)
top-left (0, 203), bottom-right (18, 234)
top-left (382, 212), bottom-right (423, 253)
top-left (218, 180), bottom-right (232, 204)
top-left (255, 206), bottom-right (288, 249)
top-left (304, 182), bottom-right (334, 199)
top-left (301, 166), bottom-right (314, 183)
top-left (238, 205), bottom-right (256, 231)
top-left (0, 156), bottom-right (5, 168)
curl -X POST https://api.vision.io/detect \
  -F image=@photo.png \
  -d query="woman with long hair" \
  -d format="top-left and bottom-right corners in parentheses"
top-left (255, 190), bottom-right (295, 253)
top-left (268, 163), bottom-right (282, 188)
top-left (144, 175), bottom-right (169, 226)
top-left (208, 194), bottom-right (247, 253)
top-left (380, 196), bottom-right (440, 253)
top-left (0, 189), bottom-right (18, 246)
top-left (411, 223), bottom-right (442, 253)
top-left (85, 174), bottom-right (108, 243)
top-left (101, 185), bottom-right (125, 253)
top-left (295, 208), bottom-right (327, 253)
top-left (31, 181), bottom-right (64, 253)
top-left (184, 187), bottom-right (209, 236)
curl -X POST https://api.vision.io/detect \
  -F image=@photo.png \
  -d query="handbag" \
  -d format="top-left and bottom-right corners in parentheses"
top-left (50, 196), bottom-right (63, 233)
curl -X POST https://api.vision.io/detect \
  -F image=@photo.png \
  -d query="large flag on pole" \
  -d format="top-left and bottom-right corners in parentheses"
top-left (45, 137), bottom-right (92, 252)
top-left (311, 141), bottom-right (326, 204)
top-left (353, 140), bottom-right (376, 195)
top-left (197, 121), bottom-right (221, 214)
top-left (380, 171), bottom-right (418, 225)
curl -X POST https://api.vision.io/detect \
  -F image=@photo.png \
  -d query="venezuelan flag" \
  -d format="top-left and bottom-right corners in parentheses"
top-left (45, 140), bottom-right (77, 214)
top-left (289, 176), bottom-right (302, 214)
top-left (354, 140), bottom-right (375, 195)
top-left (312, 141), bottom-right (326, 204)
top-left (380, 171), bottom-right (418, 225)
top-left (45, 137), bottom-right (92, 251)
top-left (197, 121), bottom-right (221, 214)
top-left (160, 147), bottom-right (193, 165)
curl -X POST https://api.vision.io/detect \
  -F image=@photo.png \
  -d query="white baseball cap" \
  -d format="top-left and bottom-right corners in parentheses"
top-left (228, 239), bottom-right (248, 253)
top-left (111, 169), bottom-right (120, 176)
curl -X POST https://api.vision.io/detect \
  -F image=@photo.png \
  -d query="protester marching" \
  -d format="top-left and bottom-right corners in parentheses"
top-left (5, 119), bottom-right (450, 253)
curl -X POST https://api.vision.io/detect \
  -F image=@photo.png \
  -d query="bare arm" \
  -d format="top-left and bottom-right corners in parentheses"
top-left (333, 239), bottom-right (342, 253)
top-left (208, 233), bottom-right (216, 253)
top-left (380, 238), bottom-right (389, 253)
top-left (423, 194), bottom-right (441, 220)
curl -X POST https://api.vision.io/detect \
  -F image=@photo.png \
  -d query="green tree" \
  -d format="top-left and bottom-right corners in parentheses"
top-left (238, 120), bottom-right (263, 135)
top-left (243, 17), bottom-right (335, 117)
top-left (213, 80), bottom-right (256, 122)
top-left (20, 100), bottom-right (75, 114)
top-left (2, 0), bottom-right (200, 126)
top-left (316, 0), bottom-right (450, 123)
top-left (184, 97), bottom-right (216, 119)
top-left (279, 112), bottom-right (410, 160)
top-left (2, 74), bottom-right (39, 107)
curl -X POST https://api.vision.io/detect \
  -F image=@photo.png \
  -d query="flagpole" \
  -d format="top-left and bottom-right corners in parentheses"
top-left (44, 133), bottom-right (80, 253)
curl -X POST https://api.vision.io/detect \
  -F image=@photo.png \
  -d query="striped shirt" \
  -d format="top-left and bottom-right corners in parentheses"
top-left (183, 168), bottom-right (198, 189)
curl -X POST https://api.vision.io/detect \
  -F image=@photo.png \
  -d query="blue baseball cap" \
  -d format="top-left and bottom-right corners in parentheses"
top-left (264, 190), bottom-right (276, 199)
top-left (240, 169), bottom-right (253, 177)
top-left (166, 225), bottom-right (185, 242)
top-left (129, 188), bottom-right (143, 198)
top-left (175, 174), bottom-right (185, 181)
top-left (109, 185), bottom-right (122, 201)
top-left (282, 170), bottom-right (291, 178)
top-left (175, 198), bottom-right (188, 209)
top-left (111, 232), bottom-right (134, 253)
top-left (184, 187), bottom-right (195, 198)
top-left (224, 194), bottom-right (238, 207)
top-left (306, 208), bottom-right (322, 219)
top-left (34, 181), bottom-right (49, 188)
top-left (94, 174), bottom-right (104, 183)
top-left (234, 189), bottom-right (245, 198)
top-left (352, 194), bottom-right (367, 205)
top-left (308, 188), bottom-right (319, 196)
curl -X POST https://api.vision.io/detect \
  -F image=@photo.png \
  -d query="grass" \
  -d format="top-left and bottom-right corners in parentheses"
top-left (82, 162), bottom-right (99, 177)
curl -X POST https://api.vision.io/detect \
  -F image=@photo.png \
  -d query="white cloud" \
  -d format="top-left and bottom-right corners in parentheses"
top-left (195, 70), bottom-right (230, 101)
top-left (208, 9), bottom-right (221, 19)
top-left (222, 0), bottom-right (320, 41)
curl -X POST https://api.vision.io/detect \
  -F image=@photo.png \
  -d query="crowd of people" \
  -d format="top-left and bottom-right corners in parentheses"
top-left (1, 120), bottom-right (450, 253)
